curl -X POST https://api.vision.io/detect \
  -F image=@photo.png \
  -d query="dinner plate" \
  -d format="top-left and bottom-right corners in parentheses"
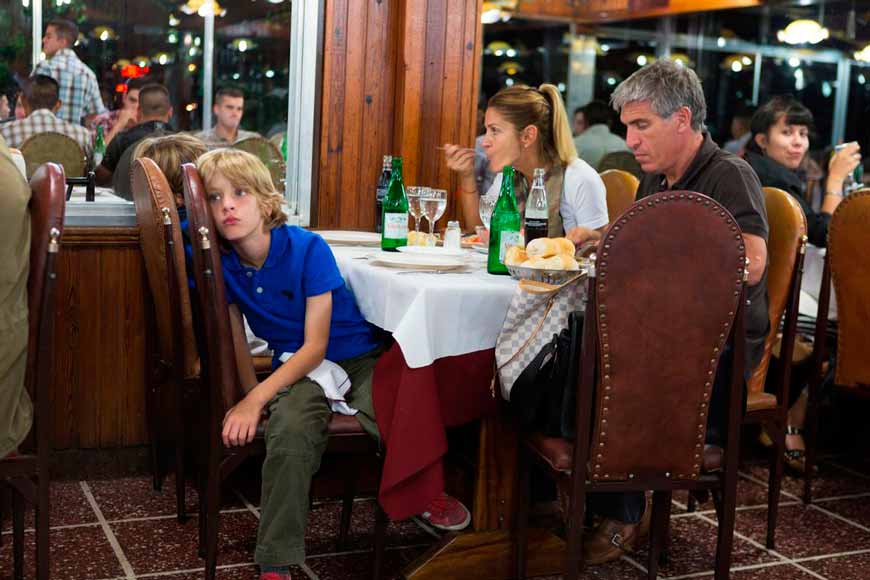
top-left (368, 251), bottom-right (466, 270)
top-left (397, 245), bottom-right (468, 258)
top-left (317, 230), bottom-right (381, 246)
top-left (471, 243), bottom-right (488, 254)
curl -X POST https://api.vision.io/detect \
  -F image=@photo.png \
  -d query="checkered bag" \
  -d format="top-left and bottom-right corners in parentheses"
top-left (495, 275), bottom-right (586, 401)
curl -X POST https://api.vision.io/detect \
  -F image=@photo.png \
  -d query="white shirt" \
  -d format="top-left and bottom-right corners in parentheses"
top-left (485, 158), bottom-right (609, 232)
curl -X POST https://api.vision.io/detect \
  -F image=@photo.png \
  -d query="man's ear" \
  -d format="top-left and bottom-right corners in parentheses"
top-left (674, 106), bottom-right (694, 133)
top-left (52, 99), bottom-right (62, 113)
top-left (165, 107), bottom-right (174, 122)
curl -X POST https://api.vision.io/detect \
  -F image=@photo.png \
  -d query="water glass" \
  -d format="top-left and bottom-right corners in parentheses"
top-left (406, 186), bottom-right (424, 232)
top-left (478, 195), bottom-right (496, 230)
top-left (421, 188), bottom-right (447, 235)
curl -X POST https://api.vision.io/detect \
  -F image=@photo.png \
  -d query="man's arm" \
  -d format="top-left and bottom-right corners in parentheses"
top-left (743, 233), bottom-right (767, 287)
top-left (221, 291), bottom-right (332, 447)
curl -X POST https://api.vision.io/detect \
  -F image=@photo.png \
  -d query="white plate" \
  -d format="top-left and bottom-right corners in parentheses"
top-left (397, 245), bottom-right (468, 258)
top-left (471, 243), bottom-right (488, 254)
top-left (317, 230), bottom-right (381, 246)
top-left (368, 251), bottom-right (466, 270)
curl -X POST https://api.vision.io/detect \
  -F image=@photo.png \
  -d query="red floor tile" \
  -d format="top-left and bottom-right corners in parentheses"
top-left (111, 510), bottom-right (259, 575)
top-left (735, 503), bottom-right (870, 559)
top-left (85, 475), bottom-right (203, 521)
top-left (729, 563), bottom-right (822, 579)
top-left (744, 462), bottom-right (870, 503)
top-left (523, 557), bottom-right (647, 579)
top-left (155, 563), bottom-right (306, 579)
top-left (801, 550), bottom-right (870, 580)
top-left (813, 497), bottom-right (870, 530)
top-left (0, 525), bottom-right (123, 580)
top-left (306, 547), bottom-right (426, 580)
top-left (1, 481), bottom-right (97, 532)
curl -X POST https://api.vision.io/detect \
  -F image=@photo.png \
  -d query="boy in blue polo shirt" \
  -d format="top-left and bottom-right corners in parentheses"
top-left (197, 149), bottom-right (383, 580)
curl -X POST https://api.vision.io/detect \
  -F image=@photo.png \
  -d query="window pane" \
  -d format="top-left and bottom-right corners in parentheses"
top-left (0, 0), bottom-right (32, 119)
top-left (845, 64), bottom-right (870, 151)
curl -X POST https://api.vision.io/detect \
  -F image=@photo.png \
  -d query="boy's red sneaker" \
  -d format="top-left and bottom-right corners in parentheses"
top-left (259, 573), bottom-right (291, 580)
top-left (421, 493), bottom-right (471, 531)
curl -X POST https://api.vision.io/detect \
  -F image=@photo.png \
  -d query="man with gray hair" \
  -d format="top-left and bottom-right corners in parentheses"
top-left (582, 60), bottom-right (770, 565)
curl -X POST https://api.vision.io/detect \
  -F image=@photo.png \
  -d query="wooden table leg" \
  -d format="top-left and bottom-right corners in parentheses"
top-left (404, 410), bottom-right (565, 579)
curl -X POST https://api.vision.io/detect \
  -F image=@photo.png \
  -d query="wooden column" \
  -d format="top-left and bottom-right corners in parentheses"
top-left (317, 0), bottom-right (482, 230)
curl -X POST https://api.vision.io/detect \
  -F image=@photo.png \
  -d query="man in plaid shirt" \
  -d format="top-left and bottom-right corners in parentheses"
top-left (34, 19), bottom-right (106, 125)
top-left (0, 75), bottom-right (93, 162)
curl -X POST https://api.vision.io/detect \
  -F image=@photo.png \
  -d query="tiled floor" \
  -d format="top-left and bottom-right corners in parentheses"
top-left (2, 454), bottom-right (870, 579)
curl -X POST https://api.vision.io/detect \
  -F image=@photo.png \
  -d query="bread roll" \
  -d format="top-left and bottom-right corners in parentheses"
top-left (521, 256), bottom-right (549, 269)
top-left (553, 237), bottom-right (575, 256)
top-left (554, 253), bottom-right (580, 271)
top-left (504, 246), bottom-right (528, 266)
top-left (526, 237), bottom-right (558, 258)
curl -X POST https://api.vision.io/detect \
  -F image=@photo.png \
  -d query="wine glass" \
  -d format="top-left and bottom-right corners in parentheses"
top-left (421, 188), bottom-right (447, 236)
top-left (478, 195), bottom-right (496, 230)
top-left (406, 186), bottom-right (424, 232)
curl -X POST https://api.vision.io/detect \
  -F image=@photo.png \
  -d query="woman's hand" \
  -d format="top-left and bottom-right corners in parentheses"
top-left (443, 143), bottom-right (477, 181)
top-left (222, 390), bottom-right (266, 447)
top-left (827, 142), bottom-right (861, 190)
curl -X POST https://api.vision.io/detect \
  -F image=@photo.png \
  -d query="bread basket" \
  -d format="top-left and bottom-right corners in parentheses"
top-left (506, 263), bottom-right (588, 284)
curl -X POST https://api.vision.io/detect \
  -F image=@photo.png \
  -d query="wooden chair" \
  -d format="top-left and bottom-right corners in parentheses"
top-left (512, 191), bottom-right (748, 580)
top-left (233, 136), bottom-right (286, 191)
top-left (599, 169), bottom-right (639, 222)
top-left (804, 189), bottom-right (870, 502)
top-left (0, 162), bottom-right (66, 580)
top-left (131, 158), bottom-right (275, 513)
top-left (180, 163), bottom-right (387, 580)
top-left (20, 132), bottom-right (87, 179)
top-left (597, 150), bottom-right (643, 180)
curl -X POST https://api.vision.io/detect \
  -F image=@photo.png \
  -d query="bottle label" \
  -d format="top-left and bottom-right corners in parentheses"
top-left (499, 230), bottom-right (524, 263)
top-left (383, 212), bottom-right (408, 240)
top-left (524, 208), bottom-right (547, 219)
top-left (93, 151), bottom-right (104, 167)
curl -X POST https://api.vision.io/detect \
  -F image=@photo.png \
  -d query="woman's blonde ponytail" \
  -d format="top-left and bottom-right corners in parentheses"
top-left (538, 83), bottom-right (578, 166)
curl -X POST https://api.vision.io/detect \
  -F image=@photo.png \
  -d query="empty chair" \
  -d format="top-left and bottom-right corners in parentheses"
top-left (233, 135), bottom-right (286, 190)
top-left (20, 132), bottom-right (87, 179)
top-left (599, 169), bottom-right (638, 222)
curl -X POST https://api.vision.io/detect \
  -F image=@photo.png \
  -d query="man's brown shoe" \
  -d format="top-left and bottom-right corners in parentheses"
top-left (583, 499), bottom-right (651, 565)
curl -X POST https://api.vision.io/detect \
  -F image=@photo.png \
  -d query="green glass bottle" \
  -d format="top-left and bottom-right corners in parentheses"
top-left (487, 165), bottom-right (523, 275)
top-left (93, 125), bottom-right (106, 168)
top-left (280, 132), bottom-right (288, 162)
top-left (381, 156), bottom-right (408, 251)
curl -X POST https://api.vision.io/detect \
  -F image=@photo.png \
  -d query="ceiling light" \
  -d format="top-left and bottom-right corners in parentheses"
top-left (777, 19), bottom-right (829, 45)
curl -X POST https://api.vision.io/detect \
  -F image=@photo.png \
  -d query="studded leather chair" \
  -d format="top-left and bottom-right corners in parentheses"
top-left (20, 132), bottom-right (87, 179)
top-left (0, 162), bottom-right (66, 580)
top-left (599, 169), bottom-right (639, 222)
top-left (512, 192), bottom-right (748, 580)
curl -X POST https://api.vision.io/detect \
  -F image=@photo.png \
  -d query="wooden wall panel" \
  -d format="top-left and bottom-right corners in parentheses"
top-left (317, 0), bottom-right (481, 230)
top-left (50, 228), bottom-right (149, 450)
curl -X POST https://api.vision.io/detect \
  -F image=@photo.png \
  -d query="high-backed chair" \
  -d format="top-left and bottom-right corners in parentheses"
top-left (180, 163), bottom-right (387, 580)
top-left (597, 150), bottom-right (643, 180)
top-left (804, 189), bottom-right (870, 501)
top-left (232, 136), bottom-right (286, 190)
top-left (20, 132), bottom-right (87, 179)
top-left (0, 162), bottom-right (66, 580)
top-left (599, 169), bottom-right (639, 222)
top-left (512, 191), bottom-right (748, 580)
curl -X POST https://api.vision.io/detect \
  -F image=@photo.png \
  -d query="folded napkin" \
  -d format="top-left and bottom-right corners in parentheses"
top-left (278, 352), bottom-right (358, 415)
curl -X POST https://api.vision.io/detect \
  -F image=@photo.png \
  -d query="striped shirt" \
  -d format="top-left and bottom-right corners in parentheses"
top-left (0, 109), bottom-right (93, 160)
top-left (34, 49), bottom-right (107, 124)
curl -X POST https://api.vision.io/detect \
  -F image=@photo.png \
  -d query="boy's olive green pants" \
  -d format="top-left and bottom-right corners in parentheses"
top-left (255, 348), bottom-right (381, 567)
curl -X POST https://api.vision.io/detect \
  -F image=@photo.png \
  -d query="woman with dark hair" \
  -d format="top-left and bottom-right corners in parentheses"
top-left (744, 95), bottom-right (861, 248)
top-left (744, 95), bottom-right (862, 472)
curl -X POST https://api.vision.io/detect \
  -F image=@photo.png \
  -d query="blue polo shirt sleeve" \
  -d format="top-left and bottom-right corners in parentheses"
top-left (302, 235), bottom-right (345, 298)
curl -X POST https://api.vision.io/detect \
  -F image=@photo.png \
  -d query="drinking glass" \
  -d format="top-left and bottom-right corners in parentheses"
top-left (406, 186), bottom-right (424, 232)
top-left (478, 195), bottom-right (496, 230)
top-left (421, 188), bottom-right (447, 235)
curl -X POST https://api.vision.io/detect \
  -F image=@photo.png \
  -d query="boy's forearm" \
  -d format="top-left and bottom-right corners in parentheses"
top-left (245, 342), bottom-right (326, 407)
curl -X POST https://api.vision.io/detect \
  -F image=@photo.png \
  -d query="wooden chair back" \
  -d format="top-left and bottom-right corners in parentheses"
top-left (827, 189), bottom-right (870, 388)
top-left (20, 132), bottom-right (87, 179)
top-left (745, 188), bottom-right (808, 398)
top-left (233, 136), bottom-right (286, 190)
top-left (181, 163), bottom-right (244, 417)
top-left (597, 150), bottom-right (642, 180)
top-left (580, 191), bottom-right (746, 482)
top-left (599, 169), bottom-right (638, 222)
top-left (131, 158), bottom-right (201, 380)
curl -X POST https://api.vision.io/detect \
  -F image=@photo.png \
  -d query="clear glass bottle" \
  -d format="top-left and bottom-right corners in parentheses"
top-left (444, 220), bottom-right (461, 250)
top-left (524, 168), bottom-right (549, 244)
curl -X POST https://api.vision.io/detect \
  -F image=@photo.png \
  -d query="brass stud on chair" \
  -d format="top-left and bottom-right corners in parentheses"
top-left (161, 207), bottom-right (171, 225)
top-left (198, 226), bottom-right (211, 250)
top-left (48, 227), bottom-right (61, 253)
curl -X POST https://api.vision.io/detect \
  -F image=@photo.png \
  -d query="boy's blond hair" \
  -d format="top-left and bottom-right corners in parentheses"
top-left (133, 133), bottom-right (208, 196)
top-left (196, 148), bottom-right (288, 229)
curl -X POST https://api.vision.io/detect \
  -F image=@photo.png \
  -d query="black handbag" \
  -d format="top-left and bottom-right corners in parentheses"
top-left (510, 310), bottom-right (584, 439)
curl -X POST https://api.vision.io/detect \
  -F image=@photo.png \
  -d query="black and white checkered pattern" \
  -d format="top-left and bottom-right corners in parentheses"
top-left (34, 48), bottom-right (107, 124)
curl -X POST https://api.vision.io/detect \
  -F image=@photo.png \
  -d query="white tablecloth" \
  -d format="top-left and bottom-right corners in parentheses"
top-left (331, 245), bottom-right (518, 368)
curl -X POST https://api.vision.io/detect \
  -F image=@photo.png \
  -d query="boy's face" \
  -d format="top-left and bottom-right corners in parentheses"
top-left (205, 169), bottom-right (265, 244)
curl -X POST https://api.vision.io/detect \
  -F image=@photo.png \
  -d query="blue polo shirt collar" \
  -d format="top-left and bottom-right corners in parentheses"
top-left (223, 225), bottom-right (289, 273)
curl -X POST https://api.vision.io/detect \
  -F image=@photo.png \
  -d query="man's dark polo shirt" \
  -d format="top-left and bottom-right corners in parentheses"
top-left (101, 120), bottom-right (173, 172)
top-left (636, 132), bottom-right (770, 371)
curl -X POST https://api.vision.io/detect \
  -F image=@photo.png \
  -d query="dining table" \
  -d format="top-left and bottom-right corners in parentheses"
top-left (327, 236), bottom-right (567, 579)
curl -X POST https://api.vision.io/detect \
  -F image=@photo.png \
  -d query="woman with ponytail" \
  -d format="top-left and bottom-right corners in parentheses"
top-left (444, 84), bottom-right (608, 245)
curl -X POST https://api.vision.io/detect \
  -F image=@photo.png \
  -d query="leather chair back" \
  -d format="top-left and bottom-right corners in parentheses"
top-left (588, 191), bottom-right (745, 481)
top-left (597, 150), bottom-right (642, 179)
top-left (21, 132), bottom-right (87, 179)
top-left (131, 158), bottom-right (200, 380)
top-left (828, 189), bottom-right (870, 387)
top-left (599, 169), bottom-right (638, 222)
top-left (746, 187), bottom-right (808, 395)
top-left (112, 144), bottom-right (139, 201)
top-left (181, 163), bottom-right (244, 414)
top-left (27, 163), bottom-right (66, 452)
top-left (232, 136), bottom-right (286, 191)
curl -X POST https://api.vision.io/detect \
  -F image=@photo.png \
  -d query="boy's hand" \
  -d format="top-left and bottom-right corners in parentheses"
top-left (222, 392), bottom-right (265, 447)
